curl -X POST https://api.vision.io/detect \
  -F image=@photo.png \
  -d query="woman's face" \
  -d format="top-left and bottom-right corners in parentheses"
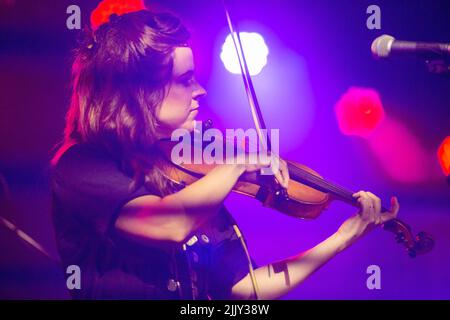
top-left (156, 47), bottom-right (206, 137)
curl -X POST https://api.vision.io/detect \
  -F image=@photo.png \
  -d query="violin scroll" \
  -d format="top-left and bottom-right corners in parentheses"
top-left (382, 219), bottom-right (435, 258)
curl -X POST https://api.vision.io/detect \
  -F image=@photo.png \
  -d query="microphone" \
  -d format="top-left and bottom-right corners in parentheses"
top-left (371, 34), bottom-right (450, 59)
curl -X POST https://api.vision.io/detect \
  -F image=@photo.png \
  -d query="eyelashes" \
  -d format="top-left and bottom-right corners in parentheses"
top-left (179, 76), bottom-right (196, 87)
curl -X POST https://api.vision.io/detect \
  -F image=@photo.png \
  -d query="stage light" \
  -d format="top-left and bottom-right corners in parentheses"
top-left (220, 32), bottom-right (269, 76)
top-left (437, 136), bottom-right (450, 177)
top-left (367, 117), bottom-right (429, 184)
top-left (335, 87), bottom-right (385, 138)
top-left (90, 0), bottom-right (146, 30)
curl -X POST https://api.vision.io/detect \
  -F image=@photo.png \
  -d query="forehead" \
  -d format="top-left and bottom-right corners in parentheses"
top-left (172, 47), bottom-right (194, 77)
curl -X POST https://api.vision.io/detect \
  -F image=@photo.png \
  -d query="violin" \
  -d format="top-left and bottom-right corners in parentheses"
top-left (156, 126), bottom-right (434, 258)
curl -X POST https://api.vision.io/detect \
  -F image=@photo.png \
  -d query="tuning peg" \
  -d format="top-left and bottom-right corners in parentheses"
top-left (204, 119), bottom-right (213, 130)
top-left (414, 231), bottom-right (435, 255)
top-left (395, 233), bottom-right (405, 243)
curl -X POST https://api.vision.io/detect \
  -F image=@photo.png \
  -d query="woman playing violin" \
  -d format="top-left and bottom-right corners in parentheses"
top-left (51, 7), bottom-right (400, 300)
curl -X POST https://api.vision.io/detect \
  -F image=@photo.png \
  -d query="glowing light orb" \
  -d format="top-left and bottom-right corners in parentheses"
top-left (438, 136), bottom-right (450, 176)
top-left (335, 87), bottom-right (385, 138)
top-left (220, 32), bottom-right (269, 76)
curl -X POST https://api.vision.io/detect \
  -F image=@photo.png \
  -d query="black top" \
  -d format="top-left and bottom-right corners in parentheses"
top-left (51, 142), bottom-right (254, 300)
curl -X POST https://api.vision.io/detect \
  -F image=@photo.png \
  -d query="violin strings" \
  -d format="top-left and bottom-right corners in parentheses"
top-left (296, 169), bottom-right (354, 199)
top-left (288, 164), bottom-right (355, 201)
top-left (190, 134), bottom-right (355, 200)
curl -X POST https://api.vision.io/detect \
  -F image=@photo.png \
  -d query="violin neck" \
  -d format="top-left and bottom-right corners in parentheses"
top-left (287, 163), bottom-right (357, 206)
top-left (286, 163), bottom-right (393, 212)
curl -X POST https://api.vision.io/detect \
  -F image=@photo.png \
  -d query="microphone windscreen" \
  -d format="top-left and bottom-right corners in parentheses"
top-left (371, 34), bottom-right (395, 58)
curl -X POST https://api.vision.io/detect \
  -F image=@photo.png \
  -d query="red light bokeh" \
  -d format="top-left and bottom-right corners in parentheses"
top-left (90, 0), bottom-right (146, 31)
top-left (437, 136), bottom-right (450, 176)
top-left (335, 87), bottom-right (385, 138)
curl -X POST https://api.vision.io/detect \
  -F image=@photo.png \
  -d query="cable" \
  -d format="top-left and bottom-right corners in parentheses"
top-left (232, 224), bottom-right (260, 300)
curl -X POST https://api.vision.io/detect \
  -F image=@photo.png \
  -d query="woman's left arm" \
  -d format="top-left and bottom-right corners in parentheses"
top-left (231, 192), bottom-right (400, 300)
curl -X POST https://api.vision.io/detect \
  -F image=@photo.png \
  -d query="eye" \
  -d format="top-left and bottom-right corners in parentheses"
top-left (178, 73), bottom-right (196, 87)
top-left (181, 76), bottom-right (195, 87)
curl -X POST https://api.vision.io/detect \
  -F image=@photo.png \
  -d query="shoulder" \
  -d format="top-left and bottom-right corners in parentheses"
top-left (51, 142), bottom-right (160, 198)
top-left (54, 143), bottom-right (113, 170)
top-left (51, 142), bottom-right (124, 187)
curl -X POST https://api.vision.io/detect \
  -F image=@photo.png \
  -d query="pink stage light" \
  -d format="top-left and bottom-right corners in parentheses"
top-left (335, 87), bottom-right (436, 184)
top-left (335, 87), bottom-right (385, 138)
top-left (367, 117), bottom-right (431, 184)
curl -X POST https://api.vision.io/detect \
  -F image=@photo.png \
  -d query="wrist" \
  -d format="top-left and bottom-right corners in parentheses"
top-left (231, 163), bottom-right (246, 176)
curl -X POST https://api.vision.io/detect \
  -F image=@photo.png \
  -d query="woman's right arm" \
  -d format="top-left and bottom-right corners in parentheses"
top-left (115, 164), bottom-right (246, 244)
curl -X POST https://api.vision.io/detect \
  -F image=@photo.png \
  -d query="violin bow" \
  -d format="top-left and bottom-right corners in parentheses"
top-left (222, 0), bottom-right (271, 153)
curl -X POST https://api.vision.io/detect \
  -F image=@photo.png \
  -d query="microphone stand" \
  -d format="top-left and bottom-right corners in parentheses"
top-left (0, 173), bottom-right (59, 265)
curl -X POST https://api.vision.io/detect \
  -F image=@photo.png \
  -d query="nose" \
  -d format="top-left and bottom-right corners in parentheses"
top-left (193, 82), bottom-right (207, 101)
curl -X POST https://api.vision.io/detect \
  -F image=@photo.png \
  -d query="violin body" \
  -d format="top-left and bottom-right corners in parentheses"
top-left (160, 154), bottom-right (330, 219)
